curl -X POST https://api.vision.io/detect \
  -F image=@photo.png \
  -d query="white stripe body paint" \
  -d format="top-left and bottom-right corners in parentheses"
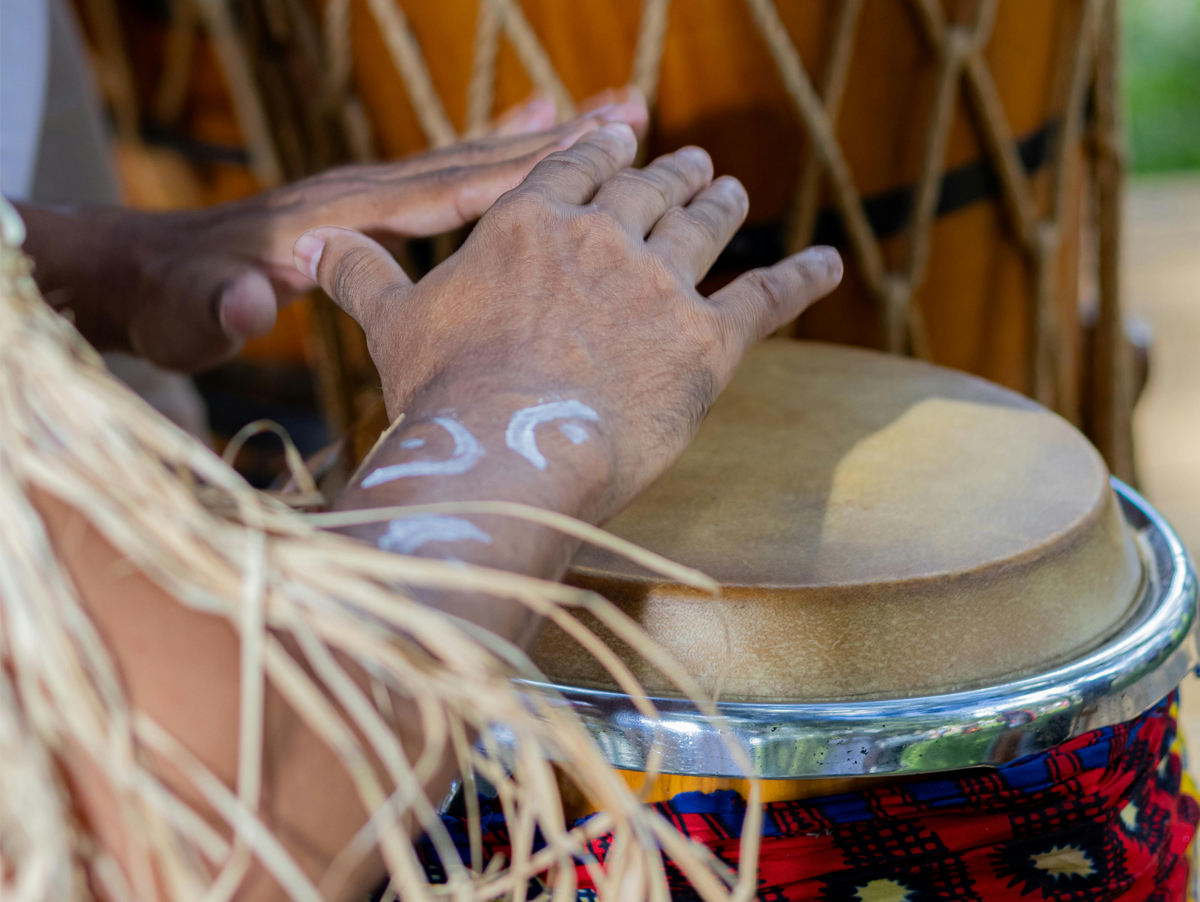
top-left (399, 437), bottom-right (425, 449)
top-left (379, 514), bottom-right (492, 555)
top-left (362, 417), bottom-right (484, 488)
top-left (505, 400), bottom-right (600, 470)
top-left (559, 422), bottom-right (589, 445)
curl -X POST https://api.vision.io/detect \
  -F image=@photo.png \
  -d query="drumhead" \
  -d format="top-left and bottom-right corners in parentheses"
top-left (532, 341), bottom-right (1143, 702)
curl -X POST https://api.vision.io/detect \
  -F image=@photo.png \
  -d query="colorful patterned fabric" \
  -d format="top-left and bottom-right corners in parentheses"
top-left (418, 694), bottom-right (1200, 901)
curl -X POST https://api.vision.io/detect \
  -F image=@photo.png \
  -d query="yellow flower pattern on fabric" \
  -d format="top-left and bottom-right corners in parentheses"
top-left (855, 878), bottom-right (912, 902)
top-left (1031, 845), bottom-right (1096, 880)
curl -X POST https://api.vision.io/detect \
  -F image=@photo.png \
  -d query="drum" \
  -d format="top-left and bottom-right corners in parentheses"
top-left (523, 341), bottom-right (1196, 791)
top-left (411, 341), bottom-right (1199, 897)
top-left (315, 0), bottom-right (1133, 478)
top-left (93, 0), bottom-right (1135, 477)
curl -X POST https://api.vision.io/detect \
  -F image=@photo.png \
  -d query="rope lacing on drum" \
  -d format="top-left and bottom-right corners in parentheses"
top-left (167, 0), bottom-right (1130, 476)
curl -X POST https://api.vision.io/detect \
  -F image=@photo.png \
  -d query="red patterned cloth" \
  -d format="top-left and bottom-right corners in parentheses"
top-left (419, 695), bottom-right (1200, 901)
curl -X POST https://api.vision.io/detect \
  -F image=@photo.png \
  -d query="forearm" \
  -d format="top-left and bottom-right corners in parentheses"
top-left (333, 378), bottom-right (615, 645)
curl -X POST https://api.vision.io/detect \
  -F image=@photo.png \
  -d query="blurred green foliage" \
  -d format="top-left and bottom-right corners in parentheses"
top-left (1123, 0), bottom-right (1200, 173)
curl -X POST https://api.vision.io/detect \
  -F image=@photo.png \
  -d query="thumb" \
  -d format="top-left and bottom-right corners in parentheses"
top-left (216, 268), bottom-right (278, 343)
top-left (130, 258), bottom-right (277, 371)
top-left (293, 227), bottom-right (412, 325)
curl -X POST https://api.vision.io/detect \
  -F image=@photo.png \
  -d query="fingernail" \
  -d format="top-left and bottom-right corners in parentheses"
top-left (600, 102), bottom-right (642, 123)
top-left (714, 175), bottom-right (748, 206)
top-left (677, 147), bottom-right (712, 174)
top-left (516, 96), bottom-right (555, 124)
top-left (598, 122), bottom-right (636, 142)
top-left (810, 245), bottom-right (844, 281)
top-left (293, 232), bottom-right (324, 282)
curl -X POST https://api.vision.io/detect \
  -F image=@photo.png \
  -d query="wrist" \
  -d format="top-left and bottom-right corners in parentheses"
top-left (358, 382), bottom-right (617, 521)
top-left (20, 204), bottom-right (152, 350)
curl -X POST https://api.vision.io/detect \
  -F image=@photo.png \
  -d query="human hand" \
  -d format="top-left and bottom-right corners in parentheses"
top-left (295, 125), bottom-right (842, 524)
top-left (22, 90), bottom-right (648, 372)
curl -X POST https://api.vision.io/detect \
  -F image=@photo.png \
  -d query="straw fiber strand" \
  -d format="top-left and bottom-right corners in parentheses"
top-left (0, 201), bottom-right (755, 902)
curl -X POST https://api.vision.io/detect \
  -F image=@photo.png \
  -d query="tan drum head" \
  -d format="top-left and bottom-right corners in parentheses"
top-left (532, 341), bottom-right (1142, 703)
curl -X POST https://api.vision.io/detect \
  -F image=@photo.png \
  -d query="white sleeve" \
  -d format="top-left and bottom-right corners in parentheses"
top-left (0, 0), bottom-right (50, 200)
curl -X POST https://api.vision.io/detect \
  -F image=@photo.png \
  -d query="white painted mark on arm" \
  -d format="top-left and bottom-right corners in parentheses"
top-left (505, 400), bottom-right (599, 470)
top-left (399, 437), bottom-right (425, 449)
top-left (558, 422), bottom-right (589, 444)
top-left (379, 514), bottom-right (492, 555)
top-left (362, 417), bottom-right (484, 488)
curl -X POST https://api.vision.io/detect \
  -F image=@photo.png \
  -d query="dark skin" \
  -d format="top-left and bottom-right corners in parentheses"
top-left (18, 92), bottom-right (648, 371)
top-left (23, 110), bottom-right (843, 902)
top-left (316, 125), bottom-right (843, 641)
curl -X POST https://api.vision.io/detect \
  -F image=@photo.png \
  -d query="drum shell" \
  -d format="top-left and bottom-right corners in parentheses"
top-left (346, 0), bottom-right (1088, 409)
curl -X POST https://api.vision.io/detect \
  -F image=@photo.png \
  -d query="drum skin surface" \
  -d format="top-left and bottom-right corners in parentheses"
top-left (532, 341), bottom-right (1141, 702)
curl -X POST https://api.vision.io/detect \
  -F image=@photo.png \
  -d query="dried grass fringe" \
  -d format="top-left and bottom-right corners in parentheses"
top-left (0, 202), bottom-right (761, 902)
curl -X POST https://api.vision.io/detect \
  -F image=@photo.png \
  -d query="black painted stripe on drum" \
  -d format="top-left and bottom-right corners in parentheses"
top-left (141, 121), bottom-right (252, 167)
top-left (715, 119), bottom-right (1058, 272)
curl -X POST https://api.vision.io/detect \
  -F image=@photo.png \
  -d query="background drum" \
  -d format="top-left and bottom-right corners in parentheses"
top-left (73, 0), bottom-right (1136, 481)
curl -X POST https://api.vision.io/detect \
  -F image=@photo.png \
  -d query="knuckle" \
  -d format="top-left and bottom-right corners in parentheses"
top-left (622, 167), bottom-right (671, 204)
top-left (560, 139), bottom-right (615, 174)
top-left (641, 168), bottom-right (676, 204)
top-left (746, 267), bottom-right (788, 313)
top-left (570, 205), bottom-right (628, 251)
top-left (686, 201), bottom-right (724, 238)
top-left (489, 189), bottom-right (555, 225)
top-left (531, 152), bottom-right (593, 187)
top-left (727, 267), bottom-right (798, 343)
top-left (552, 146), bottom-right (592, 171)
top-left (658, 206), bottom-right (709, 246)
top-left (590, 205), bottom-right (625, 234)
top-left (642, 252), bottom-right (686, 295)
top-left (658, 156), bottom-right (700, 188)
top-left (330, 244), bottom-right (376, 301)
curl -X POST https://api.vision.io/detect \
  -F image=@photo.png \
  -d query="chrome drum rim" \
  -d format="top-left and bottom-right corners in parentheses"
top-left (514, 480), bottom-right (1199, 778)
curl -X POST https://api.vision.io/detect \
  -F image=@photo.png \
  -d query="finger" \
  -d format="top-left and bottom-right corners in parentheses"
top-left (130, 258), bottom-right (277, 371)
top-left (578, 85), bottom-right (649, 138)
top-left (392, 99), bottom-right (646, 176)
top-left (519, 123), bottom-right (638, 204)
top-left (372, 142), bottom-right (584, 235)
top-left (490, 94), bottom-right (557, 136)
top-left (709, 246), bottom-right (843, 362)
top-left (293, 227), bottom-right (412, 325)
top-left (647, 175), bottom-right (749, 283)
top-left (591, 146), bottom-right (713, 237)
top-left (304, 139), bottom-right (579, 239)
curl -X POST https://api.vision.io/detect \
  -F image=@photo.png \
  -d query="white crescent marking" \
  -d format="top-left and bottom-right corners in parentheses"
top-left (505, 400), bottom-right (599, 470)
top-left (379, 515), bottom-right (492, 555)
top-left (362, 417), bottom-right (484, 488)
top-left (559, 422), bottom-right (589, 445)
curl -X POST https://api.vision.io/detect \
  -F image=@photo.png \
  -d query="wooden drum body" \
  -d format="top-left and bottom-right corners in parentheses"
top-left (331, 0), bottom-right (1123, 460)
top-left (101, 0), bottom-right (1132, 476)
top-left (514, 342), bottom-right (1197, 806)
